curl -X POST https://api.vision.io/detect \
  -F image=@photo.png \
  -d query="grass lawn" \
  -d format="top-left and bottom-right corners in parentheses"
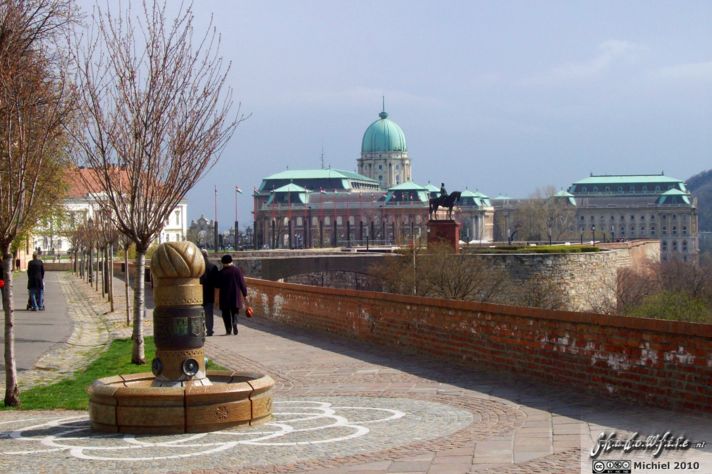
top-left (2, 336), bottom-right (226, 411)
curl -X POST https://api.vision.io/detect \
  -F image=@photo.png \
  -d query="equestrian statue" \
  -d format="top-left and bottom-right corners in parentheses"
top-left (429, 182), bottom-right (461, 220)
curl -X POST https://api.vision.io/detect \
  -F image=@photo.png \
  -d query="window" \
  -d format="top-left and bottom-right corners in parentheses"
top-left (629, 185), bottom-right (635, 193)
top-left (672, 226), bottom-right (677, 235)
top-left (682, 226), bottom-right (687, 235)
top-left (617, 186), bottom-right (624, 193)
top-left (378, 165), bottom-right (382, 170)
top-left (605, 186), bottom-right (610, 192)
top-left (640, 215), bottom-right (645, 221)
top-left (662, 226), bottom-right (667, 234)
top-left (175, 233), bottom-right (180, 241)
top-left (682, 241), bottom-right (688, 252)
top-left (642, 185), bottom-right (648, 192)
top-left (655, 185), bottom-right (661, 192)
top-left (662, 241), bottom-right (667, 251)
top-left (672, 241), bottom-right (678, 251)
top-left (581, 186), bottom-right (587, 193)
top-left (296, 217), bottom-right (303, 226)
top-left (593, 186), bottom-right (599, 192)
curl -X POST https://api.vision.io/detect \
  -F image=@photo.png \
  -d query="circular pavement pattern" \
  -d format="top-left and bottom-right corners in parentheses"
top-left (0, 396), bottom-right (473, 473)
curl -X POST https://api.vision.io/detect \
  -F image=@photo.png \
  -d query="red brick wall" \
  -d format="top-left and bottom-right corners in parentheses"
top-left (246, 277), bottom-right (712, 412)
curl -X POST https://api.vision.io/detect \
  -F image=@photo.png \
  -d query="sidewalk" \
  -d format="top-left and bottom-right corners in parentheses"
top-left (0, 274), bottom-right (710, 473)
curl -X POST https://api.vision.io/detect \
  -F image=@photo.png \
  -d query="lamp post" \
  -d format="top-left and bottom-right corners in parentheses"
top-left (234, 185), bottom-right (242, 250)
top-left (580, 226), bottom-right (583, 245)
top-left (592, 224), bottom-right (596, 244)
top-left (611, 224), bottom-right (615, 242)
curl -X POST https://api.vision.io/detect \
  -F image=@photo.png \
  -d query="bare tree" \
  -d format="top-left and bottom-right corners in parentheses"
top-left (72, 0), bottom-right (241, 363)
top-left (372, 243), bottom-right (508, 302)
top-left (509, 186), bottom-right (577, 243)
top-left (0, 0), bottom-right (75, 406)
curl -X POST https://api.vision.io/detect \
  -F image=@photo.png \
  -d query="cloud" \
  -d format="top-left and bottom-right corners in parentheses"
top-left (523, 40), bottom-right (644, 86)
top-left (653, 61), bottom-right (712, 82)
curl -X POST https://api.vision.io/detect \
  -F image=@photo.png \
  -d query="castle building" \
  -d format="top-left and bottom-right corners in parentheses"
top-left (252, 108), bottom-right (494, 249)
top-left (31, 168), bottom-right (187, 255)
top-left (567, 174), bottom-right (699, 261)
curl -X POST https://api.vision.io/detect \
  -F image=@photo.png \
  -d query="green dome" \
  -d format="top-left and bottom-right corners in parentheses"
top-left (361, 110), bottom-right (407, 154)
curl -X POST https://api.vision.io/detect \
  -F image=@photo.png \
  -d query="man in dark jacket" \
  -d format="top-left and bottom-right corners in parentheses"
top-left (199, 249), bottom-right (219, 336)
top-left (27, 253), bottom-right (45, 311)
top-left (217, 254), bottom-right (247, 335)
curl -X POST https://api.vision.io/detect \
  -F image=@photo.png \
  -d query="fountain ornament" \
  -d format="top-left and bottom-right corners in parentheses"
top-left (87, 241), bottom-right (274, 434)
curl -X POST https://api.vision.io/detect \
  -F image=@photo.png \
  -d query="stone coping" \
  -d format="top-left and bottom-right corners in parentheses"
top-left (245, 277), bottom-right (712, 338)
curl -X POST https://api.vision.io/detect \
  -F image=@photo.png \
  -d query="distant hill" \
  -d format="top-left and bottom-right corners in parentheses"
top-left (687, 169), bottom-right (712, 232)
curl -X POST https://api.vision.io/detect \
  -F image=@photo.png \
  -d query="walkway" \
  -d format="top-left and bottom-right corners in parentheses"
top-left (0, 273), bottom-right (710, 473)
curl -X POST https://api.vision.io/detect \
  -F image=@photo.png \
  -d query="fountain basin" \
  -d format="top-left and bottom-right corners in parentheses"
top-left (88, 370), bottom-right (274, 434)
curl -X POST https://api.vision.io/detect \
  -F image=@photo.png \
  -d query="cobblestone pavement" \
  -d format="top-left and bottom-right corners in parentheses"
top-left (1, 274), bottom-right (711, 473)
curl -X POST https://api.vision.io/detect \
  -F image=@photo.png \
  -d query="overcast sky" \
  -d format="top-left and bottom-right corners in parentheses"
top-left (81, 1), bottom-right (712, 229)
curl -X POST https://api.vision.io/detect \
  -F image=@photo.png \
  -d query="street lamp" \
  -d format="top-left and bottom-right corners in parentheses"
top-left (591, 224), bottom-right (596, 244)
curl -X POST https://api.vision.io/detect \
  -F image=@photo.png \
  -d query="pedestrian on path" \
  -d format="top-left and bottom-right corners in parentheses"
top-left (27, 253), bottom-right (45, 311)
top-left (199, 249), bottom-right (219, 336)
top-left (216, 254), bottom-right (247, 336)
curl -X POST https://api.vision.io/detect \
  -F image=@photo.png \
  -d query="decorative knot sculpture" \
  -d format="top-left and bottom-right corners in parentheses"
top-left (150, 241), bottom-right (210, 386)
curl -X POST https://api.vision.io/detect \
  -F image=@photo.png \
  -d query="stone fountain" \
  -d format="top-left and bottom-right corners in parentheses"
top-left (88, 241), bottom-right (274, 434)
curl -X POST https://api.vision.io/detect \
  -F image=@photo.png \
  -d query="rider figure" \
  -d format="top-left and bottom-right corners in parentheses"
top-left (440, 182), bottom-right (448, 198)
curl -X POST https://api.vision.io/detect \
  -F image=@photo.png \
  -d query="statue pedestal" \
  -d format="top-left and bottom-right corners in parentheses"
top-left (427, 220), bottom-right (460, 253)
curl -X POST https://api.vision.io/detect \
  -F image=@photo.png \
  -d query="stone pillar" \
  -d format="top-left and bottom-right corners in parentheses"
top-left (150, 241), bottom-right (210, 387)
top-left (427, 220), bottom-right (461, 253)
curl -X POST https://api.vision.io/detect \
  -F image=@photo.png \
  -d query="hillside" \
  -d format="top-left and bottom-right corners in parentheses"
top-left (687, 169), bottom-right (712, 232)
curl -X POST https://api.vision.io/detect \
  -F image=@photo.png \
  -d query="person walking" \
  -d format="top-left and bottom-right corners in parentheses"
top-left (199, 249), bottom-right (219, 336)
top-left (27, 253), bottom-right (45, 311)
top-left (216, 254), bottom-right (247, 336)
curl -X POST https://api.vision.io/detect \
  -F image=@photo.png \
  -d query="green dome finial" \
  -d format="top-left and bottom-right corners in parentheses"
top-left (362, 104), bottom-right (407, 154)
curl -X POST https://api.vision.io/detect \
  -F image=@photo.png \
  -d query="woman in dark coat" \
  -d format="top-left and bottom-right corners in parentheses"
top-left (217, 254), bottom-right (247, 335)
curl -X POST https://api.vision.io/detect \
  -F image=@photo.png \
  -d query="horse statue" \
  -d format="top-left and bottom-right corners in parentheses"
top-left (429, 191), bottom-right (461, 220)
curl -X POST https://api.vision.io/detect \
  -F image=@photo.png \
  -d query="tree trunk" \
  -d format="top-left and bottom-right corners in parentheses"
top-left (101, 246), bottom-right (106, 298)
top-left (124, 244), bottom-right (130, 326)
top-left (108, 243), bottom-right (114, 312)
top-left (131, 250), bottom-right (146, 364)
top-left (88, 247), bottom-right (92, 285)
top-left (2, 246), bottom-right (20, 406)
top-left (95, 245), bottom-right (99, 292)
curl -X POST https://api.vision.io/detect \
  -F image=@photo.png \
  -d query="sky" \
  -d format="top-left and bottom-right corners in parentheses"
top-left (80, 1), bottom-right (712, 230)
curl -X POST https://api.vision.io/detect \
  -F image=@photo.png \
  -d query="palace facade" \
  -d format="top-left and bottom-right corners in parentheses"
top-left (252, 108), bottom-right (494, 249)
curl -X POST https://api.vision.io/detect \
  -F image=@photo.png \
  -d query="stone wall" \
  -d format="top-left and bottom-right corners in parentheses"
top-left (246, 277), bottom-right (712, 413)
top-left (282, 241), bottom-right (661, 312)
